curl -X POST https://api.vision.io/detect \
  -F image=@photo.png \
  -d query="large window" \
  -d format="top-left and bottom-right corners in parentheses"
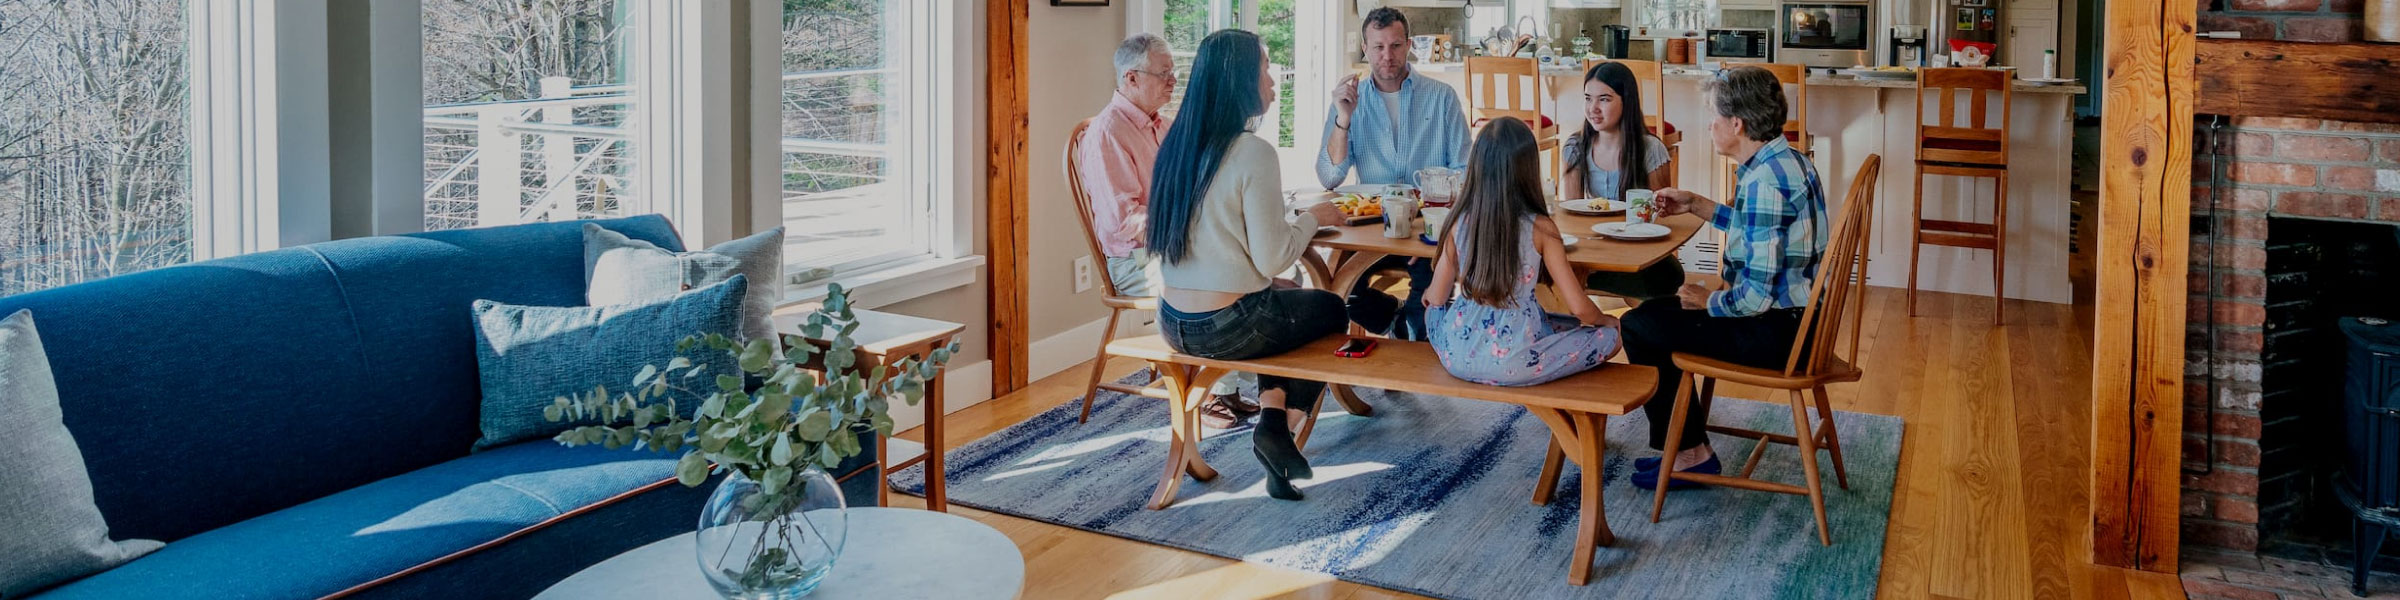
top-left (1160, 0), bottom-right (1296, 148)
top-left (0, 0), bottom-right (190, 296)
top-left (782, 0), bottom-right (923, 284)
top-left (420, 0), bottom-right (636, 231)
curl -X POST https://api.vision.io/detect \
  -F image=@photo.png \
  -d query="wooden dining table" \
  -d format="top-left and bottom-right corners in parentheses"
top-left (1286, 190), bottom-right (1705, 416)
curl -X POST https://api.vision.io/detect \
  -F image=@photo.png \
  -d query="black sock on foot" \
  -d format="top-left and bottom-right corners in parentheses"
top-left (1257, 405), bottom-right (1290, 435)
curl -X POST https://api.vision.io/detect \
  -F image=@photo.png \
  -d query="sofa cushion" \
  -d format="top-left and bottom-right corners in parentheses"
top-left (0, 247), bottom-right (375, 544)
top-left (310, 216), bottom-right (689, 468)
top-left (27, 442), bottom-right (689, 600)
top-left (471, 276), bottom-right (748, 450)
top-left (0, 310), bottom-right (164, 597)
top-left (585, 223), bottom-right (784, 345)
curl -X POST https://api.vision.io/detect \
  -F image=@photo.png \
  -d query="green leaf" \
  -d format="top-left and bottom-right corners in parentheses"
top-left (794, 409), bottom-right (834, 442)
top-left (739, 338), bottom-right (774, 372)
top-left (667, 356), bottom-right (693, 371)
top-left (716, 374), bottom-right (744, 393)
top-left (762, 465), bottom-right (792, 494)
top-left (632, 364), bottom-right (658, 388)
top-left (674, 451), bottom-right (708, 487)
top-left (816, 444), bottom-right (843, 468)
top-left (542, 403), bottom-right (563, 422)
top-left (770, 433), bottom-right (794, 465)
top-left (698, 393), bottom-right (726, 419)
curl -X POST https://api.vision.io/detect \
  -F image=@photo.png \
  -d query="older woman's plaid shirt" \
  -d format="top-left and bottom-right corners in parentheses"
top-left (1707, 136), bottom-right (1829, 318)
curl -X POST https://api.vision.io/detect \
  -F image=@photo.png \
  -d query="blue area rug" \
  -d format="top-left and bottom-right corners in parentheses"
top-left (890, 372), bottom-right (1904, 599)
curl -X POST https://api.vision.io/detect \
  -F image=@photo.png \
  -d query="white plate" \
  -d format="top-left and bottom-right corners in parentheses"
top-left (1334, 183), bottom-right (1416, 195)
top-left (1560, 198), bottom-right (1626, 215)
top-left (1590, 222), bottom-right (1671, 240)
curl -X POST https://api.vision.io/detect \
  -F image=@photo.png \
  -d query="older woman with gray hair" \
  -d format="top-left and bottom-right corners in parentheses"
top-left (1619, 66), bottom-right (1831, 491)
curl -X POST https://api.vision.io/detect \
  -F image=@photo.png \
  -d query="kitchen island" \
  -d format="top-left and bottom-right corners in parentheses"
top-left (1409, 61), bottom-right (2086, 304)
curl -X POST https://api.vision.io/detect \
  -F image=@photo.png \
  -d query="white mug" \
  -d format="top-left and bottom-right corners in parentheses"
top-left (1381, 197), bottom-right (1418, 238)
top-left (1422, 207), bottom-right (1453, 242)
top-left (1623, 189), bottom-right (1657, 225)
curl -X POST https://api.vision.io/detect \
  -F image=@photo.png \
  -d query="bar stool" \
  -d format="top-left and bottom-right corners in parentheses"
top-left (1465, 56), bottom-right (1560, 183)
top-left (1908, 67), bottom-right (2012, 324)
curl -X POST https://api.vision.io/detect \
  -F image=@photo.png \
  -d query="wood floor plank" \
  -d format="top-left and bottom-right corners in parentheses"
top-left (886, 287), bottom-right (2178, 599)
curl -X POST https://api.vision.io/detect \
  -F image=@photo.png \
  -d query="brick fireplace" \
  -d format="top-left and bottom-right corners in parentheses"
top-left (2184, 110), bottom-right (2400, 596)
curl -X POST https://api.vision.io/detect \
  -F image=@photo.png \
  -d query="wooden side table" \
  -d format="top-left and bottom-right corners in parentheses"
top-left (774, 306), bottom-right (966, 512)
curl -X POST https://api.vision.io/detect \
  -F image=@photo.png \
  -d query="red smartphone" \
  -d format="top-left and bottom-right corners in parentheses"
top-left (1334, 337), bottom-right (1377, 358)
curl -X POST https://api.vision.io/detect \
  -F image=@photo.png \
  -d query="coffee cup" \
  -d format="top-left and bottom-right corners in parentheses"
top-left (1422, 207), bottom-right (1452, 242)
top-left (1624, 189), bottom-right (1657, 225)
top-left (1380, 197), bottom-right (1418, 238)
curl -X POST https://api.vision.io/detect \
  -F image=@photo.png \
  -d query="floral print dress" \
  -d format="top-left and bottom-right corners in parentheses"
top-left (1425, 217), bottom-right (1624, 387)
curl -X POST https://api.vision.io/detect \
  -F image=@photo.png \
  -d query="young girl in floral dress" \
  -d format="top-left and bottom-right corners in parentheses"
top-left (1423, 117), bottom-right (1623, 386)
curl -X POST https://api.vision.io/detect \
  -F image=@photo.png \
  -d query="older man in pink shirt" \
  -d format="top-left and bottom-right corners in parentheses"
top-left (1076, 33), bottom-right (1259, 428)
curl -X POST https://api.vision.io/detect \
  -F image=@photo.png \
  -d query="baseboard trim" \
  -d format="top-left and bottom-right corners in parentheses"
top-left (893, 358), bottom-right (995, 434)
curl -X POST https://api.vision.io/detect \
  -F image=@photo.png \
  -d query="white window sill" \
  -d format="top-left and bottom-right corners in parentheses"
top-left (780, 255), bottom-right (985, 310)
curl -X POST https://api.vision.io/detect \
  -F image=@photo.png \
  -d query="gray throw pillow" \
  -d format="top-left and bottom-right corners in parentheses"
top-left (585, 223), bottom-right (784, 345)
top-left (0, 309), bottom-right (163, 597)
top-left (470, 276), bottom-right (749, 451)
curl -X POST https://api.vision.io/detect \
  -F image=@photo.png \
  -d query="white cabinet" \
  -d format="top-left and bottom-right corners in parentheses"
top-left (1717, 0), bottom-right (1777, 10)
top-left (1552, 0), bottom-right (1623, 9)
top-left (2005, 15), bottom-right (2056, 71)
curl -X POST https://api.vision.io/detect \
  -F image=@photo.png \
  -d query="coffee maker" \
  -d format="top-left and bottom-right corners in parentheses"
top-left (1597, 25), bottom-right (1631, 60)
top-left (1889, 25), bottom-right (1927, 67)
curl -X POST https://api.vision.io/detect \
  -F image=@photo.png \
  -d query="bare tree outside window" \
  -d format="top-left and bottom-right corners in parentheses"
top-left (783, 0), bottom-right (910, 283)
top-left (421, 0), bottom-right (635, 231)
top-left (0, 0), bottom-right (190, 297)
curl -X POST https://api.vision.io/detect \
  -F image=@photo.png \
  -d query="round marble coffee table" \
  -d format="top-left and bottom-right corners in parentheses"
top-left (534, 507), bottom-right (1023, 599)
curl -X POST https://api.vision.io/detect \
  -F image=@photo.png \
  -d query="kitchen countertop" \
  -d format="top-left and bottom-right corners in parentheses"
top-left (1400, 61), bottom-right (2086, 95)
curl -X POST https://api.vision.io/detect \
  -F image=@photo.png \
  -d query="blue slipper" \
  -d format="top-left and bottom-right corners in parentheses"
top-left (1632, 455), bottom-right (1721, 491)
top-left (1634, 456), bottom-right (1662, 472)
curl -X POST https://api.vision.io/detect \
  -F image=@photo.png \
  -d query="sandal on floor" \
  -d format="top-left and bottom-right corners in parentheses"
top-left (1214, 392), bottom-right (1261, 415)
top-left (1199, 398), bottom-right (1243, 430)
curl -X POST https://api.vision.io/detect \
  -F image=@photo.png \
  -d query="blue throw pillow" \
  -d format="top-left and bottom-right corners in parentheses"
top-left (469, 275), bottom-right (748, 451)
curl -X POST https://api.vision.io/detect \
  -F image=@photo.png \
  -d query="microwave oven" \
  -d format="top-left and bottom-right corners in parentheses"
top-left (1776, 0), bottom-right (1875, 68)
top-left (1706, 28), bottom-right (1771, 61)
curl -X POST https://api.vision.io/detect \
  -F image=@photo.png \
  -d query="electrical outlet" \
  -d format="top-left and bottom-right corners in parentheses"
top-left (1073, 256), bottom-right (1095, 293)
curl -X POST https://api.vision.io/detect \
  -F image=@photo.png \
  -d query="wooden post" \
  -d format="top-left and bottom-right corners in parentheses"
top-left (2090, 0), bottom-right (2196, 572)
top-left (987, 0), bottom-right (1031, 396)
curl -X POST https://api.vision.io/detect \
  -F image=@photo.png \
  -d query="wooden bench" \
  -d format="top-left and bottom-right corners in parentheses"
top-left (1104, 333), bottom-right (1657, 585)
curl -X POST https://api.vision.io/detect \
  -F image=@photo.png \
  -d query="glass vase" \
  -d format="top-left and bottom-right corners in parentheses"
top-left (695, 468), bottom-right (848, 599)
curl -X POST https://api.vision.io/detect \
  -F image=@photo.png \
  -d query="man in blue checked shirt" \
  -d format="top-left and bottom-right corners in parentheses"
top-left (1623, 66), bottom-right (1831, 491)
top-left (1315, 7), bottom-right (1470, 340)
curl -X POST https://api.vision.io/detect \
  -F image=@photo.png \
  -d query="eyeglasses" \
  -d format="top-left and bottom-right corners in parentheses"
top-left (1133, 69), bottom-right (1177, 82)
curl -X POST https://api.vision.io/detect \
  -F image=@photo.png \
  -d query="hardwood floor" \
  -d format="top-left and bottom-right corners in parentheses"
top-left (890, 287), bottom-right (2188, 599)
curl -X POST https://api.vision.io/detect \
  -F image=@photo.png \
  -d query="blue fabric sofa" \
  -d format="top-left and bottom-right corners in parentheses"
top-left (1, 216), bottom-right (880, 599)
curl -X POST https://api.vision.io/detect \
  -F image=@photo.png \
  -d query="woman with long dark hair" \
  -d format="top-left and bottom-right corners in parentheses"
top-left (1148, 29), bottom-right (1349, 501)
top-left (1562, 61), bottom-right (1684, 301)
top-left (1422, 117), bottom-right (1622, 387)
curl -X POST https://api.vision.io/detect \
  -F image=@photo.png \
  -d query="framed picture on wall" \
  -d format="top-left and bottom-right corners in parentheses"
top-left (1955, 8), bottom-right (1975, 31)
top-left (1051, 0), bottom-right (1109, 5)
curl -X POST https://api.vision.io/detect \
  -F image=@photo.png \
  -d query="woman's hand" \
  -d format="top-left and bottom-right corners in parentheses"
top-left (1303, 202), bottom-right (1343, 227)
top-left (1676, 282), bottom-right (1712, 311)
top-left (1654, 188), bottom-right (1699, 216)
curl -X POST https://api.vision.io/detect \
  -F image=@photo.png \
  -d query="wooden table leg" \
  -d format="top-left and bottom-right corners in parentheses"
top-left (1532, 439), bottom-right (1565, 506)
top-left (1182, 366), bottom-right (1222, 482)
top-left (924, 368), bottom-right (948, 512)
top-left (876, 435), bottom-right (891, 508)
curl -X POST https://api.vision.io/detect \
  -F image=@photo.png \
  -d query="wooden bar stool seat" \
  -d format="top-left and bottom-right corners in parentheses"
top-left (1906, 67), bottom-right (2013, 324)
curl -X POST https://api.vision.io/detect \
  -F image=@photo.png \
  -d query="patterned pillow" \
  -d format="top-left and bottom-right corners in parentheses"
top-left (470, 276), bottom-right (747, 450)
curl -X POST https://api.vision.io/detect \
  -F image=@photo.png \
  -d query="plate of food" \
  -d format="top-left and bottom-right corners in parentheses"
top-left (1328, 194), bottom-right (1387, 225)
top-left (1590, 222), bottom-right (1671, 241)
top-left (1334, 183), bottom-right (1417, 197)
top-left (1560, 198), bottom-right (1626, 216)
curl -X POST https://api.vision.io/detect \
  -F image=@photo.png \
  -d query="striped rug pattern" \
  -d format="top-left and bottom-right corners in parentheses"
top-left (891, 373), bottom-right (1903, 599)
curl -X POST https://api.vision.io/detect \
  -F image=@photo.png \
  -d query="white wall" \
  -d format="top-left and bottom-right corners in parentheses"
top-left (1025, 1), bottom-right (1131, 347)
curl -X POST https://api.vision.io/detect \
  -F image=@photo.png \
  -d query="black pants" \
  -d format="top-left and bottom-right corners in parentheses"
top-left (1159, 288), bottom-right (1352, 409)
top-left (1584, 260), bottom-right (1687, 302)
top-left (1620, 302), bottom-right (1807, 451)
top-left (1347, 256), bottom-right (1433, 341)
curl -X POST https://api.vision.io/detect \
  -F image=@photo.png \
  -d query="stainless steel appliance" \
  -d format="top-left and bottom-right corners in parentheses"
top-left (1706, 28), bottom-right (1772, 61)
top-left (1931, 0), bottom-right (2004, 64)
top-left (1775, 0), bottom-right (1874, 68)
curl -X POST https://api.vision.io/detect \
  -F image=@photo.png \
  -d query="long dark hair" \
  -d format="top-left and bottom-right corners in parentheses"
top-left (1148, 29), bottom-right (1267, 265)
top-left (1564, 62), bottom-right (1652, 201)
top-left (1443, 117), bottom-right (1549, 307)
